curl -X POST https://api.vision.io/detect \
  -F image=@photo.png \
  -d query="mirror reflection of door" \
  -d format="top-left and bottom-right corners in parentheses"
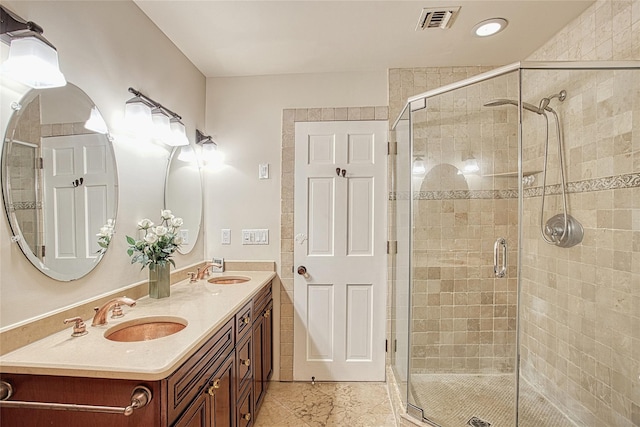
top-left (42, 134), bottom-right (115, 274)
top-left (1, 83), bottom-right (118, 281)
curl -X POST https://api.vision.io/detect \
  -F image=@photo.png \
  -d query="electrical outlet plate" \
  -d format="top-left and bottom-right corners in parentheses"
top-left (211, 257), bottom-right (224, 272)
top-left (241, 229), bottom-right (269, 245)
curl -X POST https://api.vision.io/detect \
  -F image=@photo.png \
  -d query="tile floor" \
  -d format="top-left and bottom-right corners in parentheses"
top-left (254, 381), bottom-right (396, 427)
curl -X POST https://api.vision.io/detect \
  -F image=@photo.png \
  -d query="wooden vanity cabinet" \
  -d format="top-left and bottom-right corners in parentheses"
top-left (0, 280), bottom-right (273, 427)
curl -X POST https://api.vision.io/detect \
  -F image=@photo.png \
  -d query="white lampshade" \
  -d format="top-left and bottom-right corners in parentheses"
top-left (168, 117), bottom-right (189, 146)
top-left (1, 35), bottom-right (66, 89)
top-left (84, 106), bottom-right (108, 134)
top-left (177, 145), bottom-right (197, 162)
top-left (202, 142), bottom-right (225, 168)
top-left (124, 96), bottom-right (152, 132)
top-left (151, 107), bottom-right (171, 142)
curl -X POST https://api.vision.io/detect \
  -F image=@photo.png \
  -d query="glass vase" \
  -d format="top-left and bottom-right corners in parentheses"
top-left (149, 262), bottom-right (171, 299)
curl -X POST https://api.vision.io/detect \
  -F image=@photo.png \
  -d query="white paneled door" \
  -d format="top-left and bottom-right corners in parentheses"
top-left (293, 121), bottom-right (387, 381)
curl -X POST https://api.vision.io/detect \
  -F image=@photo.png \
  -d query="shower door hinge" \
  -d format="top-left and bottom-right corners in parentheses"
top-left (387, 141), bottom-right (397, 156)
top-left (385, 339), bottom-right (388, 352)
top-left (35, 157), bottom-right (44, 169)
top-left (387, 240), bottom-right (397, 255)
top-left (40, 245), bottom-right (45, 258)
top-left (394, 339), bottom-right (397, 353)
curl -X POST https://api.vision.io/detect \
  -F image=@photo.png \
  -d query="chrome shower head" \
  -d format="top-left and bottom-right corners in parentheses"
top-left (483, 99), bottom-right (543, 114)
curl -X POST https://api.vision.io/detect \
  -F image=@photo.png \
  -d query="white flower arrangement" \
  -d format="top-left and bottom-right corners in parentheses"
top-left (126, 210), bottom-right (183, 269)
top-left (96, 219), bottom-right (115, 254)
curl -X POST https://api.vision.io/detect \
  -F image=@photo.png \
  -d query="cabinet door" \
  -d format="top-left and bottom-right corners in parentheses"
top-left (252, 314), bottom-right (266, 412)
top-left (208, 352), bottom-right (236, 427)
top-left (252, 299), bottom-right (273, 414)
top-left (173, 392), bottom-right (210, 427)
top-left (263, 300), bottom-right (273, 382)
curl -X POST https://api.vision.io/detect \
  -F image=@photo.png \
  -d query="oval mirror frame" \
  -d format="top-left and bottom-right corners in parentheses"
top-left (1, 83), bottom-right (118, 281)
top-left (164, 144), bottom-right (202, 254)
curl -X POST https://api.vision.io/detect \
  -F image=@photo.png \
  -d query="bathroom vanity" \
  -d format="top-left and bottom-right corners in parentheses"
top-left (0, 272), bottom-right (274, 427)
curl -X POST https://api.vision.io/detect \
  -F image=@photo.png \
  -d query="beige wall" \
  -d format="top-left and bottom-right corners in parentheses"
top-left (204, 72), bottom-right (388, 380)
top-left (0, 1), bottom-right (206, 328)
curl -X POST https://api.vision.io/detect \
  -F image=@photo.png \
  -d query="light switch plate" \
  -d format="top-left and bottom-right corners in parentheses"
top-left (221, 228), bottom-right (231, 245)
top-left (259, 163), bottom-right (269, 179)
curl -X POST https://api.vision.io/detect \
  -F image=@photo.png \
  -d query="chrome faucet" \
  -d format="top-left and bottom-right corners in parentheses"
top-left (92, 296), bottom-right (136, 326)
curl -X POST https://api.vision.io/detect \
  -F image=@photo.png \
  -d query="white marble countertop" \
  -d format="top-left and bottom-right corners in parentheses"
top-left (0, 271), bottom-right (275, 381)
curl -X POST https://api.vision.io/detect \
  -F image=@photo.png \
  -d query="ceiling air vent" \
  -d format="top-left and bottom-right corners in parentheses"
top-left (416, 6), bottom-right (461, 30)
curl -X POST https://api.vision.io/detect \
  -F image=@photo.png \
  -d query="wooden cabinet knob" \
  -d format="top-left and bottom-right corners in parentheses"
top-left (243, 316), bottom-right (251, 324)
top-left (242, 412), bottom-right (251, 421)
top-left (241, 358), bottom-right (251, 367)
top-left (263, 309), bottom-right (271, 318)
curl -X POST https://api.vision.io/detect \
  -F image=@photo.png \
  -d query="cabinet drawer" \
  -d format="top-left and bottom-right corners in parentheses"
top-left (235, 300), bottom-right (253, 341)
top-left (236, 333), bottom-right (253, 398)
top-left (167, 318), bottom-right (234, 424)
top-left (252, 281), bottom-right (272, 318)
top-left (237, 386), bottom-right (254, 427)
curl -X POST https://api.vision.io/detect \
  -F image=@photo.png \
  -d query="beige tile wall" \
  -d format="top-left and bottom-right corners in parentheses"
top-left (520, 1), bottom-right (640, 425)
top-left (279, 106), bottom-right (389, 381)
top-left (10, 96), bottom-right (42, 252)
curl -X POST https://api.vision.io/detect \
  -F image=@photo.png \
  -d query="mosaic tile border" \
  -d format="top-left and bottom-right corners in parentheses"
top-left (9, 201), bottom-right (41, 211)
top-left (389, 173), bottom-right (640, 201)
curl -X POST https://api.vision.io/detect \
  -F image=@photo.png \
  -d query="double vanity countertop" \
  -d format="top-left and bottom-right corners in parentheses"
top-left (0, 271), bottom-right (275, 381)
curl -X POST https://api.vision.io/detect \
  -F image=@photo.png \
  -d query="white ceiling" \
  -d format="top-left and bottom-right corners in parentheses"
top-left (134, 0), bottom-right (594, 78)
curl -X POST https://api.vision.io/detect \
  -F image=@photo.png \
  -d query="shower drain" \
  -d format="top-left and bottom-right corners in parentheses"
top-left (467, 416), bottom-right (491, 427)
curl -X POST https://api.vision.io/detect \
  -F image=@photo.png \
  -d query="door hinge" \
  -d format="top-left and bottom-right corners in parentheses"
top-left (385, 339), bottom-right (388, 353)
top-left (41, 245), bottom-right (45, 258)
top-left (386, 240), bottom-right (397, 255)
top-left (394, 339), bottom-right (397, 353)
top-left (35, 157), bottom-right (44, 169)
top-left (387, 141), bottom-right (397, 156)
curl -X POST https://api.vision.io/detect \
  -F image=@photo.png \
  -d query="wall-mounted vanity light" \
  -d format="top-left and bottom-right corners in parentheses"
top-left (0, 5), bottom-right (66, 88)
top-left (124, 87), bottom-right (188, 146)
top-left (196, 129), bottom-right (224, 168)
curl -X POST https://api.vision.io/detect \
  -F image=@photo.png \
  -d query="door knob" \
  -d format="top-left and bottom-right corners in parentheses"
top-left (297, 266), bottom-right (309, 278)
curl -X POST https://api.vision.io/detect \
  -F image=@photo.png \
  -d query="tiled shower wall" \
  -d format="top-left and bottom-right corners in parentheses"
top-left (519, 1), bottom-right (640, 425)
top-left (10, 96), bottom-right (41, 252)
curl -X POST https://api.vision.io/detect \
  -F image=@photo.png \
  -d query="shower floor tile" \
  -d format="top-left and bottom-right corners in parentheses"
top-left (410, 374), bottom-right (576, 427)
top-left (254, 381), bottom-right (396, 427)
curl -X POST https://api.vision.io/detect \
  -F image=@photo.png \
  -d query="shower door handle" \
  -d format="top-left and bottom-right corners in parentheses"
top-left (493, 238), bottom-right (507, 278)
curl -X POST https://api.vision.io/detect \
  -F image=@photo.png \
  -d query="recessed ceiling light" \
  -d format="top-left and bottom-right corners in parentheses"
top-left (473, 18), bottom-right (508, 37)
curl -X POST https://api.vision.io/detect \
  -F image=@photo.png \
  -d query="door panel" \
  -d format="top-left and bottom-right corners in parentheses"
top-left (308, 178), bottom-right (335, 256)
top-left (293, 120), bottom-right (387, 381)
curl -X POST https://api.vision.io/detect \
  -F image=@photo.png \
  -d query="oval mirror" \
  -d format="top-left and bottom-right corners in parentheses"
top-left (1, 83), bottom-right (118, 281)
top-left (164, 144), bottom-right (202, 254)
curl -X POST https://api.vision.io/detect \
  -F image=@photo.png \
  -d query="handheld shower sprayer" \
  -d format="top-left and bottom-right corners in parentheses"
top-left (538, 89), bottom-right (567, 113)
top-left (483, 89), bottom-right (582, 248)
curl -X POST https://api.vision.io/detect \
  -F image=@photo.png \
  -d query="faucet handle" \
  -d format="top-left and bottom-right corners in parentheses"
top-left (188, 271), bottom-right (197, 282)
top-left (111, 302), bottom-right (124, 318)
top-left (63, 316), bottom-right (88, 337)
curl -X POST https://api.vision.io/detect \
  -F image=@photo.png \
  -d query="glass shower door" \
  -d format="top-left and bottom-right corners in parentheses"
top-left (407, 70), bottom-right (520, 427)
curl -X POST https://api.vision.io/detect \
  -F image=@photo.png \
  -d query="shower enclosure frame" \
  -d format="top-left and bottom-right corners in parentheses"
top-left (391, 60), bottom-right (640, 427)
